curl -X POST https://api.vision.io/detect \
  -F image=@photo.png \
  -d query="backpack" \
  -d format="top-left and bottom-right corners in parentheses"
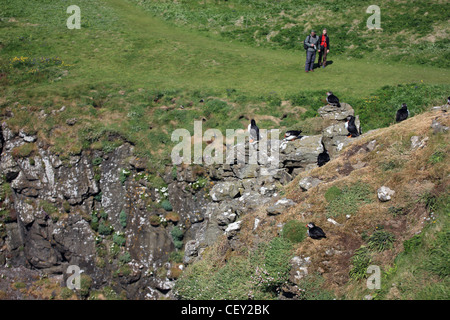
top-left (303, 35), bottom-right (310, 50)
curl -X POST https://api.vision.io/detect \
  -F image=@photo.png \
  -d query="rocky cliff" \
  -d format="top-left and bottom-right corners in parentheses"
top-left (0, 103), bottom-right (364, 299)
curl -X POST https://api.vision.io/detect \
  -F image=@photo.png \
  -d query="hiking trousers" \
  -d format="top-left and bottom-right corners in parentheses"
top-left (305, 50), bottom-right (316, 71)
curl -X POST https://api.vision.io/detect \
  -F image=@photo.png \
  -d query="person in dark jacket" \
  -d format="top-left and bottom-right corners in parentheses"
top-left (318, 29), bottom-right (330, 68)
top-left (304, 30), bottom-right (320, 73)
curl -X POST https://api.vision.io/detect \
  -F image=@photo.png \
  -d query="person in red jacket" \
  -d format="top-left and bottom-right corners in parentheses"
top-left (318, 29), bottom-right (330, 68)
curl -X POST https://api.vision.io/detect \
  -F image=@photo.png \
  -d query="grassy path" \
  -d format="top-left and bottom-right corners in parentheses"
top-left (60, 0), bottom-right (450, 97)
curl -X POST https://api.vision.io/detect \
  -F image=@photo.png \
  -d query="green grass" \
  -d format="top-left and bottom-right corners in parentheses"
top-left (1, 0), bottom-right (449, 168)
top-left (325, 181), bottom-right (373, 218)
top-left (174, 236), bottom-right (293, 299)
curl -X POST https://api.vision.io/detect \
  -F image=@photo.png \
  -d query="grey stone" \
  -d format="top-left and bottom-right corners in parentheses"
top-left (377, 186), bottom-right (395, 202)
top-left (317, 102), bottom-right (355, 121)
top-left (299, 176), bottom-right (323, 191)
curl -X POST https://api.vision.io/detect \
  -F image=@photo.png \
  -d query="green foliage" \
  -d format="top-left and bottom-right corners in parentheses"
top-left (79, 274), bottom-right (93, 298)
top-left (423, 228), bottom-right (450, 278)
top-left (11, 143), bottom-right (36, 159)
top-left (119, 210), bottom-right (127, 228)
top-left (119, 169), bottom-right (131, 185)
top-left (175, 236), bottom-right (293, 300)
top-left (90, 214), bottom-right (99, 232)
top-left (297, 273), bottom-right (335, 300)
top-left (161, 199), bottom-right (173, 212)
top-left (325, 182), bottom-right (373, 218)
top-left (349, 246), bottom-right (372, 280)
top-left (113, 232), bottom-right (126, 247)
top-left (169, 250), bottom-right (184, 264)
top-left (98, 221), bottom-right (113, 236)
top-left (92, 157), bottom-right (103, 166)
top-left (171, 226), bottom-right (184, 250)
top-left (324, 186), bottom-right (342, 202)
top-left (119, 252), bottom-right (131, 265)
top-left (281, 220), bottom-right (307, 243)
top-left (367, 230), bottom-right (396, 252)
top-left (402, 234), bottom-right (423, 254)
top-left (429, 150), bottom-right (446, 164)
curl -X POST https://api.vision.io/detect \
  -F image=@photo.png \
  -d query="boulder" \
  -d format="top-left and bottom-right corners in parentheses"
top-left (266, 198), bottom-right (297, 215)
top-left (299, 176), bottom-right (323, 191)
top-left (280, 135), bottom-right (323, 168)
top-left (322, 116), bottom-right (361, 157)
top-left (224, 221), bottom-right (242, 238)
top-left (377, 186), bottom-right (395, 202)
top-left (209, 180), bottom-right (242, 202)
top-left (317, 103), bottom-right (355, 121)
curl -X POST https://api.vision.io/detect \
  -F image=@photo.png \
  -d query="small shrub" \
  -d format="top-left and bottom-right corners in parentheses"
top-left (79, 274), bottom-right (93, 298)
top-left (281, 220), bottom-right (307, 243)
top-left (349, 246), bottom-right (372, 280)
top-left (119, 169), bottom-right (131, 185)
top-left (92, 157), bottom-right (103, 166)
top-left (98, 221), bottom-right (113, 236)
top-left (149, 215), bottom-right (161, 226)
top-left (119, 210), bottom-right (127, 228)
top-left (161, 199), bottom-right (173, 211)
top-left (90, 214), bottom-right (99, 231)
top-left (368, 230), bottom-right (396, 251)
top-left (113, 232), bottom-right (126, 247)
top-left (169, 250), bottom-right (184, 263)
top-left (119, 252), bottom-right (131, 264)
top-left (171, 226), bottom-right (184, 249)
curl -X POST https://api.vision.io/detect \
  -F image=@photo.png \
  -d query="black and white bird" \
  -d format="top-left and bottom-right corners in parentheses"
top-left (306, 222), bottom-right (327, 240)
top-left (326, 91), bottom-right (341, 108)
top-left (345, 115), bottom-right (359, 138)
top-left (317, 149), bottom-right (330, 167)
top-left (248, 119), bottom-right (260, 143)
top-left (284, 130), bottom-right (303, 141)
top-left (395, 103), bottom-right (409, 123)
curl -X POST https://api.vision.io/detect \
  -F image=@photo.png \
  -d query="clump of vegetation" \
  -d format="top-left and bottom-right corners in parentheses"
top-left (174, 236), bottom-right (293, 300)
top-left (113, 232), bottom-right (126, 247)
top-left (149, 215), bottom-right (161, 227)
top-left (349, 246), bottom-right (372, 280)
top-left (119, 252), bottom-right (132, 265)
top-left (171, 226), bottom-right (184, 250)
top-left (119, 210), bottom-right (127, 228)
top-left (281, 220), bottom-right (307, 243)
top-left (119, 169), bottom-right (131, 185)
top-left (297, 273), bottom-right (335, 300)
top-left (165, 211), bottom-right (180, 223)
top-left (11, 143), bottom-right (37, 159)
top-left (161, 199), bottom-right (173, 212)
top-left (325, 182), bottom-right (373, 218)
top-left (367, 230), bottom-right (396, 252)
top-left (98, 221), bottom-right (113, 236)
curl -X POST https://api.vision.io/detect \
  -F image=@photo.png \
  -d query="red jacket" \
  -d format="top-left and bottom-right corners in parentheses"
top-left (319, 34), bottom-right (330, 49)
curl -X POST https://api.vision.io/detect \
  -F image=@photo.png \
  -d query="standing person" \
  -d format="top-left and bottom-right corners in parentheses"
top-left (304, 30), bottom-right (319, 73)
top-left (318, 29), bottom-right (330, 68)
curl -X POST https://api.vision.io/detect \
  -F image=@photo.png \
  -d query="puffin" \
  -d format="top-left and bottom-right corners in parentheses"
top-left (447, 96), bottom-right (449, 105)
top-left (326, 91), bottom-right (341, 108)
top-left (248, 119), bottom-right (260, 143)
top-left (395, 103), bottom-right (409, 123)
top-left (345, 115), bottom-right (359, 138)
top-left (284, 130), bottom-right (303, 141)
top-left (306, 222), bottom-right (327, 239)
top-left (317, 149), bottom-right (330, 167)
